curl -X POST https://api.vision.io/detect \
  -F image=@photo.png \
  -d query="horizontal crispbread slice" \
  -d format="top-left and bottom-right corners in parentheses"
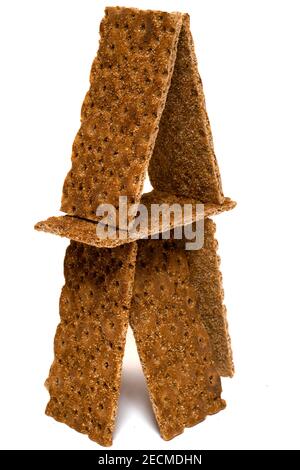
top-left (187, 218), bottom-right (234, 377)
top-left (61, 7), bottom-right (183, 224)
top-left (35, 190), bottom-right (236, 248)
top-left (129, 239), bottom-right (225, 440)
top-left (45, 241), bottom-right (137, 446)
top-left (149, 14), bottom-right (224, 203)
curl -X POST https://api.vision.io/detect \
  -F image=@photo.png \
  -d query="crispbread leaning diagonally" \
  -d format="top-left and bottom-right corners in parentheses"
top-left (149, 15), bottom-right (224, 203)
top-left (61, 7), bottom-right (183, 224)
top-left (45, 241), bottom-right (137, 446)
top-left (130, 239), bottom-right (225, 441)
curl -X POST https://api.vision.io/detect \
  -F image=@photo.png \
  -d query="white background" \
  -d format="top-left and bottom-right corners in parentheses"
top-left (1, 0), bottom-right (300, 450)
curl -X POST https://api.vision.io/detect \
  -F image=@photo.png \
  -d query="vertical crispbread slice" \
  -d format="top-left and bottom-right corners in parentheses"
top-left (61, 7), bottom-right (183, 224)
top-left (187, 218), bottom-right (234, 377)
top-left (130, 239), bottom-right (225, 441)
top-left (45, 241), bottom-right (137, 446)
top-left (149, 15), bottom-right (224, 204)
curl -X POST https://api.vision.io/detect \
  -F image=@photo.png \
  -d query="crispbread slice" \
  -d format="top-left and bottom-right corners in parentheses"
top-left (130, 239), bottom-right (225, 441)
top-left (35, 191), bottom-right (236, 248)
top-left (149, 14), bottom-right (224, 203)
top-left (45, 241), bottom-right (137, 446)
top-left (187, 218), bottom-right (234, 377)
top-left (61, 7), bottom-right (183, 224)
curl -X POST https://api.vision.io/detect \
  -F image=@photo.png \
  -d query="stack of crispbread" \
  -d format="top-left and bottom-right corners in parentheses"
top-left (35, 7), bottom-right (235, 446)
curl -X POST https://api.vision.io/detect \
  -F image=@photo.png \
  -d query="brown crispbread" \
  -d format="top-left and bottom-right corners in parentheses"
top-left (187, 218), bottom-right (234, 377)
top-left (130, 239), bottom-right (225, 441)
top-left (36, 6), bottom-right (235, 446)
top-left (149, 15), bottom-right (224, 203)
top-left (45, 241), bottom-right (137, 446)
top-left (35, 215), bottom-right (126, 249)
top-left (35, 191), bottom-right (236, 249)
top-left (61, 7), bottom-right (183, 223)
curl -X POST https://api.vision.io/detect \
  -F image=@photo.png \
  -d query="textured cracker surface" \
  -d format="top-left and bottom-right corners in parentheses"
top-left (35, 190), bottom-right (236, 248)
top-left (45, 241), bottom-right (137, 446)
top-left (130, 239), bottom-right (225, 440)
top-left (187, 219), bottom-right (234, 377)
top-left (61, 7), bottom-right (183, 223)
top-left (149, 15), bottom-right (224, 203)
top-left (35, 215), bottom-right (126, 249)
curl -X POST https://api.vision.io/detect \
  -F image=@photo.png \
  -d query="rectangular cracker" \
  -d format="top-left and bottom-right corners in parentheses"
top-left (149, 14), bottom-right (224, 203)
top-left (35, 190), bottom-right (236, 249)
top-left (187, 218), bottom-right (234, 377)
top-left (61, 7), bottom-right (183, 223)
top-left (129, 239), bottom-right (225, 441)
top-left (45, 241), bottom-right (137, 446)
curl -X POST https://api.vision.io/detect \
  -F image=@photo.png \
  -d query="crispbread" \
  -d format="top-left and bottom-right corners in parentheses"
top-left (130, 239), bottom-right (225, 440)
top-left (187, 219), bottom-right (234, 377)
top-left (35, 191), bottom-right (236, 248)
top-left (61, 7), bottom-right (183, 224)
top-left (149, 15), bottom-right (224, 203)
top-left (45, 241), bottom-right (137, 446)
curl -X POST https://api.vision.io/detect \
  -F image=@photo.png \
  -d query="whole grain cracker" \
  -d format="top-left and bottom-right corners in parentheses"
top-left (187, 218), bottom-right (234, 377)
top-left (149, 15), bottom-right (224, 203)
top-left (130, 239), bottom-right (225, 441)
top-left (35, 191), bottom-right (236, 248)
top-left (61, 7), bottom-right (183, 224)
top-left (45, 241), bottom-right (137, 446)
